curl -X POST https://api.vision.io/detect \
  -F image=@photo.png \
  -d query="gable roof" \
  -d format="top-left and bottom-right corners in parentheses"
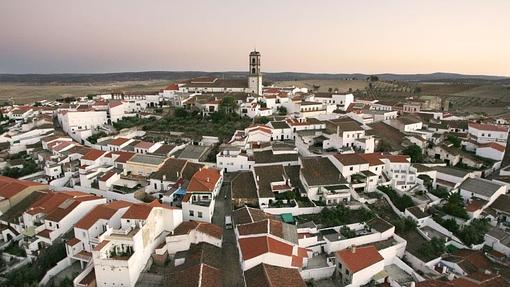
top-left (231, 171), bottom-right (257, 200)
top-left (301, 157), bottom-right (345, 186)
top-left (458, 178), bottom-right (504, 198)
top-left (44, 192), bottom-right (102, 222)
top-left (0, 176), bottom-right (46, 200)
top-left (232, 206), bottom-right (274, 226)
top-left (173, 221), bottom-right (223, 240)
top-left (74, 201), bottom-right (132, 230)
top-left (469, 123), bottom-right (509, 132)
top-left (336, 245), bottom-right (383, 273)
top-left (110, 137), bottom-right (131, 146)
top-left (187, 167), bottom-right (221, 193)
top-left (244, 263), bottom-right (306, 287)
top-left (82, 149), bottom-right (106, 161)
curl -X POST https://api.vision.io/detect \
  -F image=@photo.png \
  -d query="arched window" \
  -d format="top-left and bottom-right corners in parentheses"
top-left (252, 68), bottom-right (256, 74)
top-left (252, 58), bottom-right (256, 64)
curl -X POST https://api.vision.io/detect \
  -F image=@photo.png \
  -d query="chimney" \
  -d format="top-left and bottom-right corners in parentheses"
top-left (351, 245), bottom-right (356, 253)
top-left (162, 175), bottom-right (166, 181)
top-left (176, 171), bottom-right (180, 178)
top-left (207, 177), bottom-right (210, 182)
top-left (256, 175), bottom-right (260, 181)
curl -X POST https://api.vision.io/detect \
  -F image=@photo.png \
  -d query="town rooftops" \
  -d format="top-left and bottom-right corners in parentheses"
top-left (301, 157), bottom-right (345, 186)
top-left (232, 206), bottom-right (275, 226)
top-left (127, 154), bottom-right (166, 166)
top-left (269, 121), bottom-right (290, 129)
top-left (488, 194), bottom-right (510, 214)
top-left (177, 145), bottom-right (209, 161)
top-left (43, 192), bottom-right (102, 222)
top-left (150, 158), bottom-right (188, 182)
top-left (107, 151), bottom-right (135, 163)
top-left (458, 178), bottom-right (504, 198)
top-left (151, 144), bottom-right (176, 156)
top-left (469, 122), bottom-right (509, 132)
top-left (74, 200), bottom-right (132, 230)
top-left (433, 166), bottom-right (469, 178)
top-left (478, 142), bottom-right (506, 152)
top-left (121, 200), bottom-right (174, 220)
top-left (109, 137), bottom-right (131, 146)
top-left (406, 206), bottom-right (430, 219)
top-left (253, 165), bottom-right (288, 198)
top-left (165, 242), bottom-right (223, 287)
top-left (187, 167), bottom-right (221, 193)
top-left (0, 176), bottom-right (46, 200)
top-left (336, 245), bottom-right (383, 273)
top-left (81, 149), bottom-right (106, 161)
top-left (334, 153), bottom-right (369, 166)
top-left (238, 235), bottom-right (309, 266)
top-left (231, 171), bottom-right (257, 200)
top-left (252, 149), bottom-right (298, 164)
top-left (237, 218), bottom-right (297, 244)
top-left (173, 221), bottom-right (223, 240)
top-left (367, 217), bottom-right (394, 233)
top-left (244, 263), bottom-right (306, 287)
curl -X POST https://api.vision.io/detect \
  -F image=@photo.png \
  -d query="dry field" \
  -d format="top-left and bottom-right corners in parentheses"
top-left (0, 80), bottom-right (171, 104)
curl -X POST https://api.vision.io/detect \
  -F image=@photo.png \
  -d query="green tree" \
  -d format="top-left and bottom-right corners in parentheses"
top-left (442, 193), bottom-right (469, 219)
top-left (447, 135), bottom-right (461, 148)
top-left (459, 218), bottom-right (490, 246)
top-left (403, 144), bottom-right (424, 163)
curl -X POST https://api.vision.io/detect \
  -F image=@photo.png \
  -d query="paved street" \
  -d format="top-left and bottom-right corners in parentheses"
top-left (212, 173), bottom-right (244, 287)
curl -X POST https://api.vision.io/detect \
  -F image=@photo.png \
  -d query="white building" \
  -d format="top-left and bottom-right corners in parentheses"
top-left (468, 123), bottom-right (509, 145)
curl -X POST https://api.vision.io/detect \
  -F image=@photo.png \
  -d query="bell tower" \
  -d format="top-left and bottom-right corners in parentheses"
top-left (248, 50), bottom-right (262, 95)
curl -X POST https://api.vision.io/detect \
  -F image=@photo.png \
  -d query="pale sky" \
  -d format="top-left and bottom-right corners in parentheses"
top-left (0, 0), bottom-right (509, 75)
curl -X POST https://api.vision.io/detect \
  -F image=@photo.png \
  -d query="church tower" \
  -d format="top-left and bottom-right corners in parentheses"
top-left (248, 50), bottom-right (262, 95)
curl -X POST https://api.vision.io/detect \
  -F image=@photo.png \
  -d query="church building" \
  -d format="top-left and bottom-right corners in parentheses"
top-left (178, 50), bottom-right (263, 95)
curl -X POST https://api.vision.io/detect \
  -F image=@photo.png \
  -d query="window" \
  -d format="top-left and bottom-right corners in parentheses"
top-left (189, 210), bottom-right (194, 217)
top-left (198, 212), bottom-right (203, 218)
top-left (349, 167), bottom-right (353, 171)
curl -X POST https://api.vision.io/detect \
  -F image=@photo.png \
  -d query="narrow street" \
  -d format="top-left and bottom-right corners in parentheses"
top-left (212, 173), bottom-right (244, 287)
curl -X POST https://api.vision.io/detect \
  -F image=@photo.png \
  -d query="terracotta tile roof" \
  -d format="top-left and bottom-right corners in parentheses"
top-left (121, 204), bottom-right (153, 220)
top-left (45, 193), bottom-right (102, 222)
top-left (74, 201), bottom-right (132, 230)
top-left (384, 154), bottom-right (410, 163)
top-left (334, 153), bottom-right (369, 166)
top-left (0, 176), bottom-right (46, 199)
top-left (82, 149), bottom-right (106, 161)
top-left (94, 240), bottom-right (109, 251)
top-left (99, 170), bottom-right (116, 182)
top-left (108, 101), bottom-right (124, 108)
top-left (37, 229), bottom-right (51, 239)
top-left (173, 221), bottom-right (223, 239)
top-left (237, 219), bottom-right (286, 240)
top-left (232, 206), bottom-right (274, 226)
top-left (67, 237), bottom-right (80, 246)
top-left (238, 236), bottom-right (306, 264)
top-left (109, 151), bottom-right (135, 163)
top-left (469, 123), bottom-right (509, 132)
top-left (415, 279), bottom-right (454, 287)
top-left (336, 245), bottom-right (383, 273)
top-left (244, 263), bottom-right (306, 287)
top-left (134, 141), bottom-right (155, 149)
top-left (359, 153), bottom-right (385, 166)
top-left (110, 137), bottom-right (130, 146)
top-left (478, 142), bottom-right (506, 152)
top-left (187, 167), bottom-right (221, 193)
top-left (164, 83), bottom-right (179, 91)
